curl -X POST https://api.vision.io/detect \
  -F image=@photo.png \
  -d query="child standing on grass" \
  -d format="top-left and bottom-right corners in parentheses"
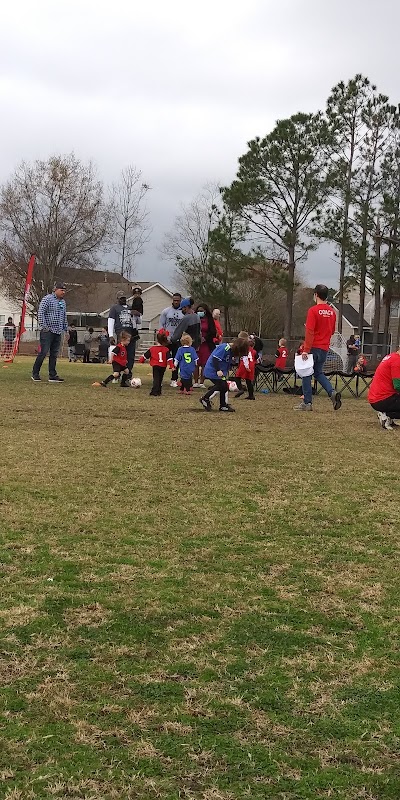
top-left (235, 332), bottom-right (257, 400)
top-left (174, 333), bottom-right (198, 395)
top-left (200, 337), bottom-right (249, 412)
top-left (94, 331), bottom-right (131, 387)
top-left (139, 329), bottom-right (172, 396)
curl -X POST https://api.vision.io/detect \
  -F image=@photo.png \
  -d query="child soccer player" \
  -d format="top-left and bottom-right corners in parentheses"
top-left (174, 333), bottom-right (198, 395)
top-left (235, 334), bottom-right (257, 400)
top-left (139, 329), bottom-right (172, 396)
top-left (275, 338), bottom-right (288, 369)
top-left (200, 338), bottom-right (249, 412)
top-left (97, 331), bottom-right (131, 387)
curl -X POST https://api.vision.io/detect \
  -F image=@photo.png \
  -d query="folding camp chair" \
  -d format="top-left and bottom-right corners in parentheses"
top-left (74, 343), bottom-right (85, 362)
top-left (274, 368), bottom-right (298, 394)
top-left (355, 372), bottom-right (375, 397)
top-left (255, 365), bottom-right (275, 393)
top-left (312, 371), bottom-right (339, 395)
top-left (335, 371), bottom-right (358, 398)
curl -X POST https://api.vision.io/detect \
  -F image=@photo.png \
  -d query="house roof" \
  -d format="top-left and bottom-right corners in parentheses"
top-left (101, 283), bottom-right (173, 315)
top-left (330, 302), bottom-right (371, 330)
top-left (55, 268), bottom-right (173, 315)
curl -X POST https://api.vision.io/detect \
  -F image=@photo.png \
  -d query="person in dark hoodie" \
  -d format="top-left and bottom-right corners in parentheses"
top-left (169, 298), bottom-right (200, 388)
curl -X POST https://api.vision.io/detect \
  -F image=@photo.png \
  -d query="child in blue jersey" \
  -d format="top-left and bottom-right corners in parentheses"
top-left (174, 333), bottom-right (198, 395)
top-left (200, 337), bottom-right (249, 412)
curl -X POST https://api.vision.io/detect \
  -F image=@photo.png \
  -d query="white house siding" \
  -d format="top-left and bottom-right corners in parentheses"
top-left (0, 287), bottom-right (35, 329)
top-left (142, 285), bottom-right (172, 329)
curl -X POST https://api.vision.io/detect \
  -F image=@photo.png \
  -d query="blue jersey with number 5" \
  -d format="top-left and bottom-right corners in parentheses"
top-left (174, 346), bottom-right (198, 378)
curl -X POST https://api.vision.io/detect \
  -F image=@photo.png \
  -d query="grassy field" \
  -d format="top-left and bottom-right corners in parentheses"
top-left (0, 358), bottom-right (399, 800)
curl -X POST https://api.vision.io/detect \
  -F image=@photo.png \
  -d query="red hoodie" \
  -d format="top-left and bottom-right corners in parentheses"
top-left (304, 304), bottom-right (336, 353)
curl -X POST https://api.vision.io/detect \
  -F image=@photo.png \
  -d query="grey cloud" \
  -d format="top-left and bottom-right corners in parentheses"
top-left (1, 0), bottom-right (400, 288)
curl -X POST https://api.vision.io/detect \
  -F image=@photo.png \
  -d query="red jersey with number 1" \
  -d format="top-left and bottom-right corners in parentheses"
top-left (140, 345), bottom-right (170, 367)
top-left (304, 303), bottom-right (336, 353)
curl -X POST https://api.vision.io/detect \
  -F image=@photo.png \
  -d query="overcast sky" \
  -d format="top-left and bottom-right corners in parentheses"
top-left (2, 0), bottom-right (400, 290)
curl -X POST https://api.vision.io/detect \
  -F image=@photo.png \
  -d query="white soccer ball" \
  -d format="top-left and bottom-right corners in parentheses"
top-left (228, 381), bottom-right (238, 392)
top-left (130, 377), bottom-right (142, 388)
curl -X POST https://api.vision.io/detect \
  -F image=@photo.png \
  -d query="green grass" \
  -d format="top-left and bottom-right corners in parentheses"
top-left (0, 358), bottom-right (399, 800)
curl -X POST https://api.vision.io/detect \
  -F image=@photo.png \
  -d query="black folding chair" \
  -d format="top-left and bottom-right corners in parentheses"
top-left (335, 371), bottom-right (358, 398)
top-left (74, 343), bottom-right (85, 362)
top-left (355, 372), bottom-right (375, 397)
top-left (255, 365), bottom-right (275, 393)
top-left (312, 370), bottom-right (338, 395)
top-left (274, 368), bottom-right (298, 394)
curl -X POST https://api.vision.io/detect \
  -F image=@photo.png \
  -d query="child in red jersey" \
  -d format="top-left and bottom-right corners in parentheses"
top-left (235, 331), bottom-right (256, 400)
top-left (139, 329), bottom-right (172, 396)
top-left (96, 331), bottom-right (131, 387)
top-left (275, 338), bottom-right (288, 370)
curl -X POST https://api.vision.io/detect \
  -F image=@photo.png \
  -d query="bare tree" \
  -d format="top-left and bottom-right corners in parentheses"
top-left (162, 183), bottom-right (221, 286)
top-left (0, 153), bottom-right (111, 313)
top-left (110, 166), bottom-right (151, 280)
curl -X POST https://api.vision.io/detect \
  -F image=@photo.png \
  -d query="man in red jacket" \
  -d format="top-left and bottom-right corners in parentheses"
top-left (368, 348), bottom-right (400, 430)
top-left (295, 284), bottom-right (342, 411)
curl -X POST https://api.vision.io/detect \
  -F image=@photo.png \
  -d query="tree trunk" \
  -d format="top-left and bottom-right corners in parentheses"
top-left (371, 226), bottom-right (381, 366)
top-left (383, 238), bottom-right (394, 353)
top-left (358, 224), bottom-right (368, 340)
top-left (395, 313), bottom-right (400, 351)
top-left (284, 248), bottom-right (295, 339)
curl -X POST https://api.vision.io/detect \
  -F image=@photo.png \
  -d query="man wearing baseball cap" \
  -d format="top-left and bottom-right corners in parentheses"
top-left (170, 298), bottom-right (201, 385)
top-left (108, 289), bottom-right (141, 377)
top-left (32, 282), bottom-right (68, 383)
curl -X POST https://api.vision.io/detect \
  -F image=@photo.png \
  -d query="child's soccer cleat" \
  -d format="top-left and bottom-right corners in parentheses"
top-left (200, 397), bottom-right (212, 411)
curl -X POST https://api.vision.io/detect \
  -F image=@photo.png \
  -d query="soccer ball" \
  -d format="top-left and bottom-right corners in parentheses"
top-left (228, 381), bottom-right (238, 392)
top-left (130, 377), bottom-right (142, 388)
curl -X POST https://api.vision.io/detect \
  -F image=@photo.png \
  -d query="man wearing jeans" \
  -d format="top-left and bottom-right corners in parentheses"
top-left (295, 284), bottom-right (342, 412)
top-left (32, 282), bottom-right (68, 383)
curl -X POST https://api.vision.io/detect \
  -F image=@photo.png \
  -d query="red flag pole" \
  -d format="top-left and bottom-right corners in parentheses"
top-left (5, 255), bottom-right (36, 363)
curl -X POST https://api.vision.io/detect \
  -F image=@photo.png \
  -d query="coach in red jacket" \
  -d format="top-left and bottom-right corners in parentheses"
top-left (295, 284), bottom-right (342, 412)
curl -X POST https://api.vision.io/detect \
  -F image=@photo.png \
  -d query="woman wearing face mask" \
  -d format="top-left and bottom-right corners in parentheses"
top-left (193, 303), bottom-right (217, 388)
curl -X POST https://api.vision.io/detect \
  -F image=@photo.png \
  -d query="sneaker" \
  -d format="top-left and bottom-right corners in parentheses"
top-left (377, 411), bottom-right (388, 429)
top-left (48, 376), bottom-right (64, 383)
top-left (219, 405), bottom-right (235, 412)
top-left (198, 383), bottom-right (206, 388)
top-left (31, 375), bottom-right (41, 382)
top-left (192, 382), bottom-right (200, 388)
top-left (245, 396), bottom-right (255, 400)
top-left (200, 397), bottom-right (212, 411)
top-left (294, 401), bottom-right (313, 411)
top-left (331, 390), bottom-right (342, 410)
top-left (377, 412), bottom-right (395, 430)
top-left (170, 380), bottom-right (178, 388)
top-left (234, 390), bottom-right (245, 399)
top-left (388, 417), bottom-right (399, 428)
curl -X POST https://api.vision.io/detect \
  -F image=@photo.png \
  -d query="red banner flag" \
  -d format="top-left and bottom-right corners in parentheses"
top-left (5, 255), bottom-right (36, 363)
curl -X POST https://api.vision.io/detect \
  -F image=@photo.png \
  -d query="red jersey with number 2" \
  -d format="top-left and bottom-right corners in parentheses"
top-left (275, 346), bottom-right (288, 369)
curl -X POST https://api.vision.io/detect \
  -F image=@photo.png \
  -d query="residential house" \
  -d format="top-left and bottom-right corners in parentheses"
top-left (330, 302), bottom-right (372, 341)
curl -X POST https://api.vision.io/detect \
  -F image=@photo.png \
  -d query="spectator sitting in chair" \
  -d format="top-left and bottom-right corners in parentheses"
top-left (353, 354), bottom-right (367, 374)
